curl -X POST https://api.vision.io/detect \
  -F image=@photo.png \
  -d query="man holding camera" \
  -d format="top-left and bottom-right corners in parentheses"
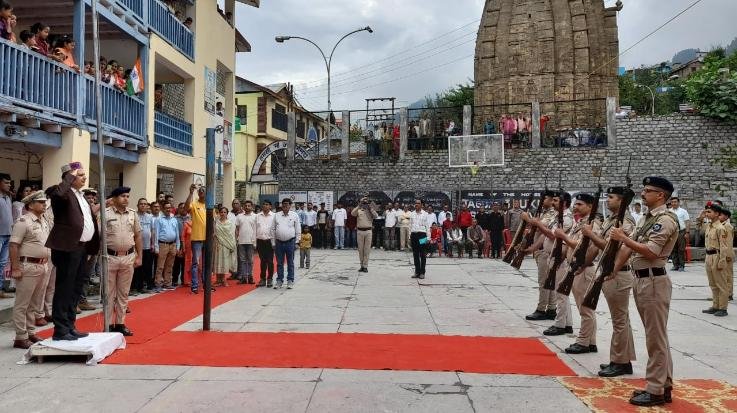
top-left (352, 197), bottom-right (378, 273)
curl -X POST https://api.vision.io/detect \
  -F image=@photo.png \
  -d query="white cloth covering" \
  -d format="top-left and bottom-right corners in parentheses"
top-left (20, 332), bottom-right (126, 366)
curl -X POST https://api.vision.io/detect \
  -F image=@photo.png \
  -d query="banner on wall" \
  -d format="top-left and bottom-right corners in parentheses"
top-left (460, 190), bottom-right (542, 212)
top-left (393, 191), bottom-right (452, 211)
top-left (278, 191), bottom-right (308, 207)
top-left (337, 191), bottom-right (393, 208)
top-left (308, 191), bottom-right (334, 211)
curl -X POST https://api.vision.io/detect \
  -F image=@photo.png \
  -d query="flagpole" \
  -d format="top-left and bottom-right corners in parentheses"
top-left (91, 0), bottom-right (110, 331)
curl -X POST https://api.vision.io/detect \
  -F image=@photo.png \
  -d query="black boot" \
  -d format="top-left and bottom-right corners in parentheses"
top-left (629, 391), bottom-right (666, 406)
top-left (525, 310), bottom-right (548, 321)
top-left (598, 362), bottom-right (633, 377)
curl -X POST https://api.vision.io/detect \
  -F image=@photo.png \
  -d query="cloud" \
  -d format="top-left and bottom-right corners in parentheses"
top-left (234, 0), bottom-right (736, 111)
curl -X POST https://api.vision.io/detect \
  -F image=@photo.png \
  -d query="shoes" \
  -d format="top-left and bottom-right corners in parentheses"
top-left (629, 391), bottom-right (666, 406)
top-left (411, 273), bottom-right (419, 278)
top-left (545, 310), bottom-right (557, 320)
top-left (129, 290), bottom-right (139, 296)
top-left (78, 301), bottom-right (96, 311)
top-left (525, 310), bottom-right (548, 321)
top-left (564, 343), bottom-right (597, 354)
top-left (418, 274), bottom-right (425, 279)
top-left (287, 281), bottom-right (293, 289)
top-left (191, 288), bottom-right (199, 294)
top-left (28, 334), bottom-right (42, 343)
top-left (153, 287), bottom-right (163, 293)
top-left (164, 285), bottom-right (176, 290)
top-left (274, 281), bottom-right (283, 289)
top-left (110, 324), bottom-right (133, 336)
top-left (632, 387), bottom-right (672, 403)
top-left (70, 329), bottom-right (89, 338)
top-left (730, 295), bottom-right (734, 301)
top-left (714, 310), bottom-right (728, 317)
top-left (543, 326), bottom-right (571, 336)
top-left (52, 333), bottom-right (78, 341)
top-left (75, 306), bottom-right (82, 314)
top-left (702, 307), bottom-right (718, 314)
top-left (599, 362), bottom-right (612, 370)
top-left (35, 318), bottom-right (48, 327)
top-left (357, 267), bottom-right (364, 272)
top-left (0, 291), bottom-right (14, 299)
top-left (3, 286), bottom-right (16, 293)
top-left (247, 276), bottom-right (255, 284)
top-left (237, 279), bottom-right (247, 285)
top-left (598, 362), bottom-right (633, 377)
top-left (257, 280), bottom-right (266, 287)
top-left (13, 339), bottom-right (33, 349)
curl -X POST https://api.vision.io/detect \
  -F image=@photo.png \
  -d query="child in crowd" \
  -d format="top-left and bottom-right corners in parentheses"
top-left (428, 222), bottom-right (442, 257)
top-left (299, 226), bottom-right (312, 269)
top-left (19, 30), bottom-right (35, 49)
top-left (115, 66), bottom-right (127, 92)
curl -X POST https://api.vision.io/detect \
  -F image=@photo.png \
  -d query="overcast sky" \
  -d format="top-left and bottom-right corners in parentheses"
top-left (233, 0), bottom-right (737, 112)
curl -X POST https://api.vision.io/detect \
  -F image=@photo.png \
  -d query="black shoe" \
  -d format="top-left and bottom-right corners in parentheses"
top-left (629, 391), bottom-right (666, 406)
top-left (70, 329), bottom-right (89, 338)
top-left (543, 326), bottom-right (568, 336)
top-left (545, 310), bottom-right (557, 320)
top-left (418, 274), bottom-right (425, 279)
top-left (52, 333), bottom-right (79, 341)
top-left (714, 309), bottom-right (728, 317)
top-left (411, 274), bottom-right (419, 278)
top-left (730, 295), bottom-right (734, 301)
top-left (564, 343), bottom-right (593, 354)
top-left (564, 326), bottom-right (573, 334)
top-left (702, 307), bottom-right (718, 314)
top-left (525, 310), bottom-right (548, 321)
top-left (598, 362), bottom-right (633, 377)
top-left (599, 362), bottom-right (612, 370)
top-left (237, 279), bottom-right (247, 285)
top-left (632, 387), bottom-right (672, 403)
top-left (116, 324), bottom-right (133, 336)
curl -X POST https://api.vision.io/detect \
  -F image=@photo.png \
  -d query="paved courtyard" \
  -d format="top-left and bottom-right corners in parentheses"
top-left (0, 249), bottom-right (735, 412)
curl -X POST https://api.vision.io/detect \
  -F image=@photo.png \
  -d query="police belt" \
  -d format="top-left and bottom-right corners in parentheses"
top-left (705, 249), bottom-right (719, 255)
top-left (108, 247), bottom-right (135, 257)
top-left (20, 256), bottom-right (48, 264)
top-left (358, 227), bottom-right (372, 231)
top-left (634, 267), bottom-right (667, 278)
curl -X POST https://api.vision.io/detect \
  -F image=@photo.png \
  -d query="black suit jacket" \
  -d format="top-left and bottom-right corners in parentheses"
top-left (45, 174), bottom-right (100, 254)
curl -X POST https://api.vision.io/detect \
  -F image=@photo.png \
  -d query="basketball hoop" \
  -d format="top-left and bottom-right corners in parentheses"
top-left (470, 161), bottom-right (479, 176)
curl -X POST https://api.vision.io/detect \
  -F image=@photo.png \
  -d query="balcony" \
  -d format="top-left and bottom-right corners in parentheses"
top-left (84, 77), bottom-right (145, 142)
top-left (147, 0), bottom-right (195, 59)
top-left (154, 110), bottom-right (193, 155)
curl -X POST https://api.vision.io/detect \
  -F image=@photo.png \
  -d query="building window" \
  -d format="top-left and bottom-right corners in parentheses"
top-left (236, 105), bottom-right (247, 130)
top-left (272, 109), bottom-right (288, 132)
top-left (297, 120), bottom-right (305, 139)
top-left (274, 103), bottom-right (286, 114)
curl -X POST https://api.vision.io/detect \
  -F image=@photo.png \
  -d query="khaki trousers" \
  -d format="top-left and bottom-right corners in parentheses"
top-left (400, 227), bottom-right (410, 250)
top-left (37, 265), bottom-right (56, 319)
top-left (602, 270), bottom-right (636, 364)
top-left (571, 266), bottom-right (597, 346)
top-left (705, 255), bottom-right (730, 310)
top-left (13, 262), bottom-right (49, 340)
top-left (633, 274), bottom-right (673, 395)
top-left (108, 253), bottom-right (135, 324)
top-left (155, 243), bottom-right (177, 288)
top-left (357, 230), bottom-right (372, 268)
top-left (535, 251), bottom-right (555, 312)
top-left (552, 260), bottom-right (573, 328)
top-left (728, 260), bottom-right (733, 297)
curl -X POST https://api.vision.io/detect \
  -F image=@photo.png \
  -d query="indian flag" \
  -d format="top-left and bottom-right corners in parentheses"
top-left (126, 58), bottom-right (144, 96)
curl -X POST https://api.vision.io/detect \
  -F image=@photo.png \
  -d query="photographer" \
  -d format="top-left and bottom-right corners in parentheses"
top-left (352, 197), bottom-right (378, 273)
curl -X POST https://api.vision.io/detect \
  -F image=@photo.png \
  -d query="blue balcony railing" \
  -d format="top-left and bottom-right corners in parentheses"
top-left (154, 111), bottom-right (193, 155)
top-left (148, 0), bottom-right (194, 59)
top-left (84, 77), bottom-right (145, 143)
top-left (118, 0), bottom-right (144, 20)
top-left (0, 40), bottom-right (77, 119)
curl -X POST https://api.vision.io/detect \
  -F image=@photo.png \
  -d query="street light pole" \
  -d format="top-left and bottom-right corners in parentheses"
top-left (276, 27), bottom-right (372, 159)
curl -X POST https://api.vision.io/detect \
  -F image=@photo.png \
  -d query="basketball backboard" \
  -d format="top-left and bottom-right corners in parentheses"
top-left (448, 134), bottom-right (504, 168)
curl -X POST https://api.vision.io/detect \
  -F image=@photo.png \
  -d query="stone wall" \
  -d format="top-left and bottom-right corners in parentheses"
top-left (278, 115), bottom-right (737, 215)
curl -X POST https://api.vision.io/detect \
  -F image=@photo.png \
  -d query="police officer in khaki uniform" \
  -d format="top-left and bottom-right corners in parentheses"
top-left (610, 177), bottom-right (679, 407)
top-left (582, 186), bottom-right (637, 377)
top-left (554, 193), bottom-right (602, 354)
top-left (715, 206), bottom-right (734, 301)
top-left (702, 203), bottom-right (730, 317)
top-left (105, 187), bottom-right (142, 336)
top-left (8, 191), bottom-right (51, 349)
top-left (524, 190), bottom-right (558, 321)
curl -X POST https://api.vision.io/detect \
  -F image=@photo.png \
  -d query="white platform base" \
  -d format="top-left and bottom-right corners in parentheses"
top-left (20, 332), bottom-right (126, 366)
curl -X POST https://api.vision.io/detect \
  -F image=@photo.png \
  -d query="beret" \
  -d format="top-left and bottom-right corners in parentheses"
top-left (607, 186), bottom-right (627, 195)
top-left (110, 187), bottom-right (131, 197)
top-left (575, 193), bottom-right (596, 204)
top-left (543, 189), bottom-right (557, 197)
top-left (643, 176), bottom-right (674, 193)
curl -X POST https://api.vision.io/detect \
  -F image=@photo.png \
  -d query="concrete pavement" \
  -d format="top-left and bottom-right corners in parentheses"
top-left (0, 248), bottom-right (735, 412)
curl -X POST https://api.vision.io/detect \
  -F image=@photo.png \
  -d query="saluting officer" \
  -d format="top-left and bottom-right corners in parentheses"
top-left (610, 177), bottom-right (679, 407)
top-left (702, 203), bottom-right (730, 317)
top-left (582, 186), bottom-right (637, 377)
top-left (715, 205), bottom-right (734, 301)
top-left (8, 191), bottom-right (51, 349)
top-left (105, 187), bottom-right (142, 336)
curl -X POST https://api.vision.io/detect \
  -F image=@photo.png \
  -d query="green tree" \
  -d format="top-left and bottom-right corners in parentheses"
top-left (618, 64), bottom-right (684, 115)
top-left (424, 81), bottom-right (474, 107)
top-left (684, 49), bottom-right (737, 122)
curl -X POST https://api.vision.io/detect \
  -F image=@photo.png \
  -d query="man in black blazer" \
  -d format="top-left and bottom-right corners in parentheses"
top-left (45, 162), bottom-right (100, 340)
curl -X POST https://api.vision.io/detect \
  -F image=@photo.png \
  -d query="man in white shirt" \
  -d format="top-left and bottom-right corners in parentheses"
top-left (669, 197), bottom-right (690, 271)
top-left (426, 205), bottom-right (439, 227)
top-left (235, 200), bottom-right (257, 284)
top-left (272, 198), bottom-right (301, 289)
top-left (384, 205), bottom-right (397, 251)
top-left (409, 199), bottom-right (431, 279)
top-left (255, 201), bottom-right (275, 287)
top-left (228, 199), bottom-right (243, 280)
top-left (631, 202), bottom-right (643, 224)
top-left (332, 203), bottom-right (347, 249)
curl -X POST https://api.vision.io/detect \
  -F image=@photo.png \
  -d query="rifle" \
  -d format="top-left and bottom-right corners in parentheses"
top-left (556, 184), bottom-right (603, 295)
top-left (583, 157), bottom-right (635, 309)
top-left (503, 193), bottom-right (536, 264)
top-left (542, 177), bottom-right (565, 290)
top-left (509, 193), bottom-right (544, 269)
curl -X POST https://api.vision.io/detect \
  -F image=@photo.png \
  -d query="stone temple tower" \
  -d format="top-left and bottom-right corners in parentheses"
top-left (474, 0), bottom-right (621, 130)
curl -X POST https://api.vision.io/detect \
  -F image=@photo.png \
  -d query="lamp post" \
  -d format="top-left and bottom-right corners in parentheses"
top-left (636, 84), bottom-right (655, 116)
top-left (276, 26), bottom-right (373, 158)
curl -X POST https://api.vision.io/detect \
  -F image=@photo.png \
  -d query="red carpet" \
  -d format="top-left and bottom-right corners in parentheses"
top-left (105, 331), bottom-right (576, 376)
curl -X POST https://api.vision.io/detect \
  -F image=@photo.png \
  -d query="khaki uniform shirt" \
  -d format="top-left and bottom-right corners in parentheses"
top-left (105, 206), bottom-right (141, 252)
top-left (705, 221), bottom-right (730, 264)
top-left (543, 209), bottom-right (574, 253)
top-left (565, 214), bottom-right (603, 262)
top-left (351, 206), bottom-right (378, 229)
top-left (10, 213), bottom-right (51, 259)
top-left (723, 221), bottom-right (735, 261)
top-left (629, 204), bottom-right (679, 270)
top-left (594, 211), bottom-right (636, 262)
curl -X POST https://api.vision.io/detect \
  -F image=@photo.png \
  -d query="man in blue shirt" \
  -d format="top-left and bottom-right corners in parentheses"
top-left (171, 202), bottom-right (188, 287)
top-left (153, 201), bottom-right (180, 292)
top-left (132, 198), bottom-right (154, 295)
